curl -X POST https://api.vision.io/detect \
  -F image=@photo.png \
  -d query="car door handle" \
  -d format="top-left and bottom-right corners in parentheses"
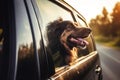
top-left (95, 65), bottom-right (103, 80)
top-left (95, 65), bottom-right (102, 75)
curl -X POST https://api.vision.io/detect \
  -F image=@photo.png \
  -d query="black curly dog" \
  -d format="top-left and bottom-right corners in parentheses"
top-left (47, 18), bottom-right (91, 65)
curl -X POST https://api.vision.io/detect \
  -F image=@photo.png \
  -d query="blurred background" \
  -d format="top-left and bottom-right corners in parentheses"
top-left (65, 0), bottom-right (120, 80)
top-left (65, 0), bottom-right (120, 48)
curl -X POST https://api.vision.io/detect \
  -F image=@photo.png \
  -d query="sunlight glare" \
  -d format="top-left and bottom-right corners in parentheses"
top-left (65, 0), bottom-right (120, 22)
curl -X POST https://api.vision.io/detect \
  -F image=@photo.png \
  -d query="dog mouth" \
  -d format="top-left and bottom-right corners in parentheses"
top-left (67, 36), bottom-right (89, 49)
top-left (66, 27), bottom-right (91, 49)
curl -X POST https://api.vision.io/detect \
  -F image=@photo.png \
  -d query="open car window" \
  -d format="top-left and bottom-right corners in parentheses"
top-left (36, 0), bottom-right (93, 71)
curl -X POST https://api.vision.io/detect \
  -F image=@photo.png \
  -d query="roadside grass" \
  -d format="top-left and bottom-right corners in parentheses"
top-left (94, 35), bottom-right (120, 49)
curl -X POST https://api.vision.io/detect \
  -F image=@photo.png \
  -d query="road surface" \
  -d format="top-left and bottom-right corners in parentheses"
top-left (96, 43), bottom-right (120, 80)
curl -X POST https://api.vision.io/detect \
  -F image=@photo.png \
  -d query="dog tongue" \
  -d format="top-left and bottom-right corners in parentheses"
top-left (77, 38), bottom-right (89, 45)
top-left (70, 38), bottom-right (89, 46)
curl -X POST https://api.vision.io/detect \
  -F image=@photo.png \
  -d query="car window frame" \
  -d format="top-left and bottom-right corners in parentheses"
top-left (50, 0), bottom-right (76, 22)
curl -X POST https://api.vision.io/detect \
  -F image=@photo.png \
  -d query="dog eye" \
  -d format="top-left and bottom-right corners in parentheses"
top-left (66, 25), bottom-right (75, 31)
top-left (67, 27), bottom-right (75, 31)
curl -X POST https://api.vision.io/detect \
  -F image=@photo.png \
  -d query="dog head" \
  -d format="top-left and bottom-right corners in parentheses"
top-left (60, 21), bottom-right (91, 51)
top-left (52, 19), bottom-right (91, 52)
top-left (47, 18), bottom-right (91, 55)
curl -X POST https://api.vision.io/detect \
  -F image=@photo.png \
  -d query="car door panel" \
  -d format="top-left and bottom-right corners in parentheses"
top-left (49, 51), bottom-right (98, 80)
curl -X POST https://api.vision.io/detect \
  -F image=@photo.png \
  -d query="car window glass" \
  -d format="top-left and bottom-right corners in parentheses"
top-left (36, 0), bottom-right (75, 69)
top-left (15, 0), bottom-right (38, 80)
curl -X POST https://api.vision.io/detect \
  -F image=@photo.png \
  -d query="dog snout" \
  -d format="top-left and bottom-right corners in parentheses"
top-left (71, 27), bottom-right (91, 38)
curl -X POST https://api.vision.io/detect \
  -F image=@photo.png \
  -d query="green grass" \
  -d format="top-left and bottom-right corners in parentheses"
top-left (94, 35), bottom-right (120, 49)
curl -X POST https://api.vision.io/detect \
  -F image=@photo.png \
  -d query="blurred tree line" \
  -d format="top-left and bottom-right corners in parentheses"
top-left (89, 2), bottom-right (120, 47)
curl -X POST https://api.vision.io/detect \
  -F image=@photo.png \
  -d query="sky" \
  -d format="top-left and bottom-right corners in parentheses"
top-left (65, 0), bottom-right (120, 22)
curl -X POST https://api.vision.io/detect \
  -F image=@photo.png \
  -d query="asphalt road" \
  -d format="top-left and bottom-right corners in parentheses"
top-left (96, 43), bottom-right (120, 80)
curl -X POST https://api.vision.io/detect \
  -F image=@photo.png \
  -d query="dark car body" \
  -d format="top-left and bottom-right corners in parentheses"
top-left (0, 0), bottom-right (102, 80)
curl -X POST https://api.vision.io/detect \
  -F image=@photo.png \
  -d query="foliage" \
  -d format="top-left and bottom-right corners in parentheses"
top-left (111, 2), bottom-right (120, 37)
top-left (89, 2), bottom-right (120, 47)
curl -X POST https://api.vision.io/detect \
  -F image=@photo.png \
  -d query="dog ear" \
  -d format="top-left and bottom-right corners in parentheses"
top-left (47, 18), bottom-right (63, 32)
top-left (53, 18), bottom-right (64, 34)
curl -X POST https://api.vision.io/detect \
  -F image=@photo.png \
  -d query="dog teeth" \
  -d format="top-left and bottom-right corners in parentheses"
top-left (77, 45), bottom-right (87, 50)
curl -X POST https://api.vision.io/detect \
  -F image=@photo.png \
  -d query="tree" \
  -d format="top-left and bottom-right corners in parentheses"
top-left (102, 7), bottom-right (108, 18)
top-left (89, 15), bottom-right (103, 36)
top-left (89, 2), bottom-right (120, 46)
top-left (89, 7), bottom-right (111, 37)
top-left (111, 2), bottom-right (120, 37)
top-left (101, 7), bottom-right (111, 36)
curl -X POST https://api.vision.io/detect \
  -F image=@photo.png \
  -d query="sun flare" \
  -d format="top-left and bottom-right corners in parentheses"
top-left (65, 0), bottom-right (120, 22)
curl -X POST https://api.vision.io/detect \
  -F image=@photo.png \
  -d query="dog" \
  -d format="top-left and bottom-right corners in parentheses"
top-left (47, 18), bottom-right (91, 65)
